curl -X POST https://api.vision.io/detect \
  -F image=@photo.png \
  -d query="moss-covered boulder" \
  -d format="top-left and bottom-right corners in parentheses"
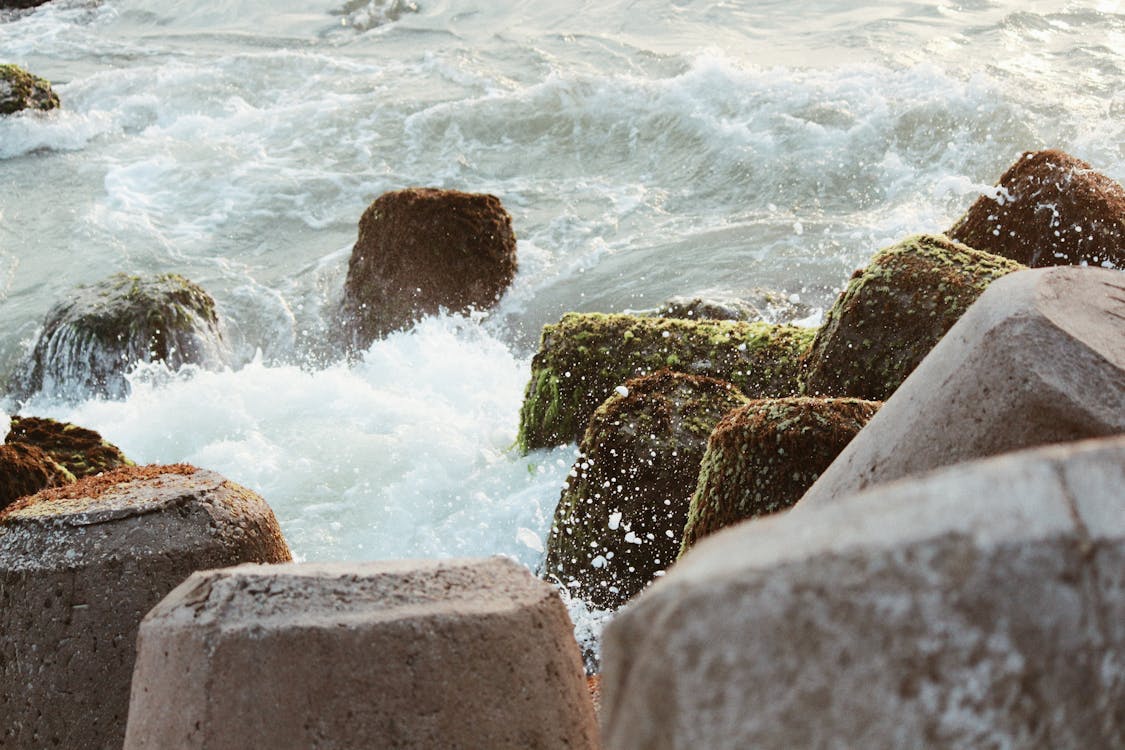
top-left (7, 417), bottom-right (133, 478)
top-left (0, 442), bottom-right (75, 512)
top-left (680, 396), bottom-right (880, 554)
top-left (341, 187), bottom-right (518, 349)
top-left (542, 370), bottom-right (749, 609)
top-left (0, 64), bottom-right (59, 116)
top-left (16, 273), bottom-right (226, 400)
top-left (518, 313), bottom-right (816, 452)
top-left (949, 149), bottom-right (1125, 269)
top-left (800, 235), bottom-right (1023, 401)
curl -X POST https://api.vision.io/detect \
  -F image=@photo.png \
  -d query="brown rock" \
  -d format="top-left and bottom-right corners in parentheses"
top-left (0, 442), bottom-right (74, 511)
top-left (341, 187), bottom-right (518, 348)
top-left (542, 370), bottom-right (749, 609)
top-left (798, 266), bottom-right (1125, 509)
top-left (0, 465), bottom-right (292, 750)
top-left (949, 149), bottom-right (1125, 268)
top-left (7, 415), bottom-right (133, 478)
top-left (125, 557), bottom-right (599, 750)
top-left (680, 397), bottom-right (880, 553)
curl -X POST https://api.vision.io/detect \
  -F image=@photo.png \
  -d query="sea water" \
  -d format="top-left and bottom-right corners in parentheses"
top-left (4, 0), bottom-right (1125, 658)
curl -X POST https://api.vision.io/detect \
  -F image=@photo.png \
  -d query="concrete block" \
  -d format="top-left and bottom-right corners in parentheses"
top-left (125, 557), bottom-right (599, 750)
top-left (0, 465), bottom-right (292, 750)
top-left (798, 266), bottom-right (1125, 508)
top-left (600, 436), bottom-right (1125, 749)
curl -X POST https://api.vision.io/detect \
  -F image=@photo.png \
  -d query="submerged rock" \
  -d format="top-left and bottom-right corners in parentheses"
top-left (0, 0), bottom-right (54, 9)
top-left (680, 397), bottom-right (880, 554)
top-left (0, 442), bottom-right (74, 512)
top-left (655, 289), bottom-right (813, 325)
top-left (949, 149), bottom-right (1125, 269)
top-left (543, 370), bottom-right (749, 609)
top-left (6, 416), bottom-right (132, 478)
top-left (518, 312), bottom-right (815, 452)
top-left (341, 187), bottom-right (518, 349)
top-left (800, 234), bottom-right (1023, 401)
top-left (0, 64), bottom-right (59, 115)
top-left (16, 273), bottom-right (227, 400)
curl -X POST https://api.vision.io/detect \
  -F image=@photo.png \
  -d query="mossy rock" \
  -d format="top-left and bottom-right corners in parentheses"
top-left (799, 234), bottom-right (1023, 401)
top-left (0, 64), bottom-right (60, 116)
top-left (7, 417), bottom-right (133, 478)
top-left (949, 149), bottom-right (1125, 269)
top-left (542, 370), bottom-right (749, 609)
top-left (680, 396), bottom-right (880, 554)
top-left (517, 313), bottom-right (816, 452)
top-left (0, 442), bottom-right (75, 512)
top-left (341, 187), bottom-right (518, 349)
top-left (16, 273), bottom-right (226, 400)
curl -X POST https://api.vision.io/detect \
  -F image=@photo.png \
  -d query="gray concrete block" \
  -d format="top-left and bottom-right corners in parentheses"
top-left (125, 556), bottom-right (599, 750)
top-left (600, 436), bottom-right (1125, 750)
top-left (0, 465), bottom-right (292, 750)
top-left (798, 266), bottom-right (1125, 509)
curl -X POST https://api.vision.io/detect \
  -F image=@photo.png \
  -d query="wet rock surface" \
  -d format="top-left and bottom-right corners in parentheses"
top-left (800, 234), bottom-right (1023, 401)
top-left (680, 396), bottom-right (879, 553)
top-left (6, 415), bottom-right (133, 478)
top-left (0, 64), bottom-right (59, 115)
top-left (15, 272), bottom-right (227, 401)
top-left (949, 149), bottom-right (1125, 269)
top-left (543, 370), bottom-right (748, 609)
top-left (518, 312), bottom-right (814, 451)
top-left (341, 187), bottom-right (518, 348)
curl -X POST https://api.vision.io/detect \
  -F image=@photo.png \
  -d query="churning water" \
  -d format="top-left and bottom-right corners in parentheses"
top-left (4, 0), bottom-right (1125, 650)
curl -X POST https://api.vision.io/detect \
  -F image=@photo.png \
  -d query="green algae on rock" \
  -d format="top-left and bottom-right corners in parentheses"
top-left (0, 64), bottom-right (60, 116)
top-left (542, 370), bottom-right (749, 610)
top-left (517, 313), bottom-right (816, 452)
top-left (949, 149), bottom-right (1125, 269)
top-left (799, 234), bottom-right (1023, 401)
top-left (16, 273), bottom-right (227, 401)
top-left (7, 417), bottom-right (133, 479)
top-left (0, 442), bottom-right (75, 512)
top-left (680, 396), bottom-right (880, 554)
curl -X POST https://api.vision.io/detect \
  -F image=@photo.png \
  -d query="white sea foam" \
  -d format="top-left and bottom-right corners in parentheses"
top-left (25, 314), bottom-right (572, 567)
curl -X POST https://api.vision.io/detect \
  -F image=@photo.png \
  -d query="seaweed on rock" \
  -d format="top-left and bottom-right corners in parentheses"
top-left (0, 64), bottom-right (59, 115)
top-left (517, 313), bottom-right (815, 452)
top-left (799, 234), bottom-right (1023, 401)
top-left (14, 273), bottom-right (227, 401)
top-left (542, 370), bottom-right (749, 609)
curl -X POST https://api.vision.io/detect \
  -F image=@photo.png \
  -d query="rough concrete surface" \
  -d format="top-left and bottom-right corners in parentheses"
top-left (798, 266), bottom-right (1125, 508)
top-left (600, 436), bottom-right (1125, 750)
top-left (125, 556), bottom-right (599, 750)
top-left (0, 466), bottom-right (292, 750)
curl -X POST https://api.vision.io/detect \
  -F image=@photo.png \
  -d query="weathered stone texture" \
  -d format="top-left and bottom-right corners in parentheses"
top-left (601, 436), bottom-right (1125, 750)
top-left (125, 557), bottom-right (599, 750)
top-left (0, 466), bottom-right (291, 750)
top-left (799, 266), bottom-right (1125, 508)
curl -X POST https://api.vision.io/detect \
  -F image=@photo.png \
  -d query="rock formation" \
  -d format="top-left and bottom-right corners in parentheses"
top-left (518, 312), bottom-right (814, 451)
top-left (543, 370), bottom-right (748, 609)
top-left (341, 187), bottom-right (518, 348)
top-left (800, 234), bottom-right (1023, 400)
top-left (949, 149), bottom-right (1125, 268)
